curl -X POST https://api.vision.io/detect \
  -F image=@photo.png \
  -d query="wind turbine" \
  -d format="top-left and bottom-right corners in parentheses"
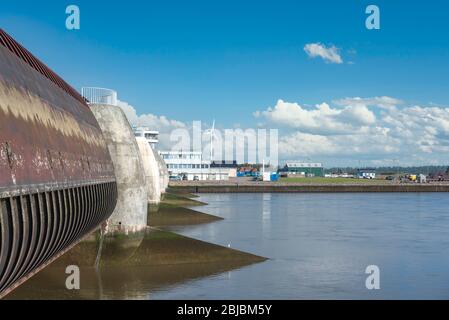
top-left (204, 120), bottom-right (219, 181)
top-left (204, 120), bottom-right (217, 162)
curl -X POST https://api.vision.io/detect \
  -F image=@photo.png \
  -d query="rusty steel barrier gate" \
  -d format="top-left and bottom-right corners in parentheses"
top-left (0, 29), bottom-right (117, 298)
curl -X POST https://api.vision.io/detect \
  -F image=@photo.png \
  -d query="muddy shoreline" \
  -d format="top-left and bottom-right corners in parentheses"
top-left (6, 192), bottom-right (266, 300)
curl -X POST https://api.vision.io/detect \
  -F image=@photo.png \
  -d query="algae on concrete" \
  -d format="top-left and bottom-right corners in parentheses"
top-left (162, 192), bottom-right (207, 207)
top-left (6, 192), bottom-right (268, 300)
top-left (166, 187), bottom-right (200, 198)
top-left (149, 203), bottom-right (223, 227)
top-left (7, 228), bottom-right (267, 300)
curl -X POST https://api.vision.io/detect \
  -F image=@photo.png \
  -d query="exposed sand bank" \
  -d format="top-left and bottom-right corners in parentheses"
top-left (6, 192), bottom-right (266, 300)
top-left (7, 228), bottom-right (266, 300)
top-left (162, 192), bottom-right (207, 206)
top-left (150, 203), bottom-right (223, 227)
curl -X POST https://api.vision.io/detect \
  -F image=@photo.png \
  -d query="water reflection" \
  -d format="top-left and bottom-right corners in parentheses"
top-left (157, 193), bottom-right (449, 299)
top-left (7, 228), bottom-right (265, 300)
top-left (262, 193), bottom-right (272, 236)
top-left (8, 263), bottom-right (255, 300)
top-left (9, 192), bottom-right (449, 300)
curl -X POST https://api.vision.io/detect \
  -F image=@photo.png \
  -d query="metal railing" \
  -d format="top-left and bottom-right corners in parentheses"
top-left (81, 87), bottom-right (118, 106)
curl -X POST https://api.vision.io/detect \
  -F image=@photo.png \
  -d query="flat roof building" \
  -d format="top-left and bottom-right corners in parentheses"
top-left (160, 151), bottom-right (235, 181)
top-left (281, 161), bottom-right (324, 177)
top-left (134, 127), bottom-right (159, 149)
top-left (357, 168), bottom-right (377, 179)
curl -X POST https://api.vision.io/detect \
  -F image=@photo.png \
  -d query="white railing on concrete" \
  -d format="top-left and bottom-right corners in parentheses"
top-left (81, 87), bottom-right (118, 106)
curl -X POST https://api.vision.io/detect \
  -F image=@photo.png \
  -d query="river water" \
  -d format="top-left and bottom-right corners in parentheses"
top-left (152, 193), bottom-right (449, 299)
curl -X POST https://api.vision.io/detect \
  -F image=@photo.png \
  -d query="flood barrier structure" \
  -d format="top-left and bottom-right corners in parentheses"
top-left (90, 104), bottom-right (148, 234)
top-left (0, 29), bottom-right (117, 298)
top-left (135, 137), bottom-right (161, 213)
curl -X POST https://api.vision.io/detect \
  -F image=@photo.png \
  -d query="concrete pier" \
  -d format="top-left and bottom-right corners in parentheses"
top-left (90, 104), bottom-right (148, 235)
top-left (154, 151), bottom-right (169, 195)
top-left (135, 137), bottom-right (161, 213)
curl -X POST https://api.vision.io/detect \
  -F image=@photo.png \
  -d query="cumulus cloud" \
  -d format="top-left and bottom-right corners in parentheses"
top-left (279, 130), bottom-right (398, 159)
top-left (304, 43), bottom-right (343, 64)
top-left (256, 99), bottom-right (376, 135)
top-left (117, 100), bottom-right (187, 150)
top-left (115, 97), bottom-right (449, 166)
top-left (334, 96), bottom-right (403, 109)
top-left (118, 100), bottom-right (186, 129)
top-left (256, 97), bottom-right (449, 166)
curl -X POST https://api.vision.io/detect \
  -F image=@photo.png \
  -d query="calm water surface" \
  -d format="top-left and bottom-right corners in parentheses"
top-left (152, 193), bottom-right (449, 299)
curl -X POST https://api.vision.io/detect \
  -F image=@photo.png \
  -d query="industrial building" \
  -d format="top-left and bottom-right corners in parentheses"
top-left (280, 162), bottom-right (324, 177)
top-left (132, 127), bottom-right (236, 181)
top-left (357, 168), bottom-right (377, 179)
top-left (211, 160), bottom-right (238, 179)
top-left (160, 151), bottom-right (237, 181)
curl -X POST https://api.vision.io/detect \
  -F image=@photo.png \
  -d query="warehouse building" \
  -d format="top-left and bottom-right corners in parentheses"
top-left (280, 162), bottom-right (324, 177)
top-left (357, 168), bottom-right (377, 179)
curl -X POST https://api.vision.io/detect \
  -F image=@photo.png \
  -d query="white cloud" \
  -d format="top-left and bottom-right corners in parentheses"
top-left (117, 100), bottom-right (186, 129)
top-left (334, 96), bottom-right (403, 109)
top-left (279, 130), bottom-right (398, 159)
top-left (304, 43), bottom-right (343, 64)
top-left (115, 97), bottom-right (449, 166)
top-left (256, 99), bottom-right (376, 135)
top-left (256, 97), bottom-right (449, 166)
top-left (117, 100), bottom-right (187, 150)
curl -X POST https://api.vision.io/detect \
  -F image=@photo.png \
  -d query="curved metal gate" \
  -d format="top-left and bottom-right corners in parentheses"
top-left (0, 29), bottom-right (117, 298)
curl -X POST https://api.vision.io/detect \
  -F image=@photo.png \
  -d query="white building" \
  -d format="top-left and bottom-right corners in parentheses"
top-left (357, 169), bottom-right (377, 179)
top-left (132, 127), bottom-right (235, 181)
top-left (160, 151), bottom-right (236, 181)
top-left (133, 127), bottom-right (160, 149)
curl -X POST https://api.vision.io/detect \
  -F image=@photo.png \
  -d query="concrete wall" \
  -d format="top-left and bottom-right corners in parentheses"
top-left (135, 137), bottom-right (161, 212)
top-left (90, 104), bottom-right (148, 234)
top-left (154, 151), bottom-right (169, 194)
top-left (170, 183), bottom-right (449, 193)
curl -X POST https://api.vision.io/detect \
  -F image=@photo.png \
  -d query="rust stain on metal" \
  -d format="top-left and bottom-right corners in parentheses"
top-left (0, 40), bottom-right (115, 191)
top-left (0, 28), bottom-right (117, 297)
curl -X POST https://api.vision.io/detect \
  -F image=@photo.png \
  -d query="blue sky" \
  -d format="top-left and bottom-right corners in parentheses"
top-left (2, 1), bottom-right (449, 166)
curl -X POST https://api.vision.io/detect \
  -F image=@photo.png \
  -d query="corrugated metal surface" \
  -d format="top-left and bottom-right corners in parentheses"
top-left (0, 29), bottom-right (117, 298)
top-left (0, 182), bottom-right (117, 298)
